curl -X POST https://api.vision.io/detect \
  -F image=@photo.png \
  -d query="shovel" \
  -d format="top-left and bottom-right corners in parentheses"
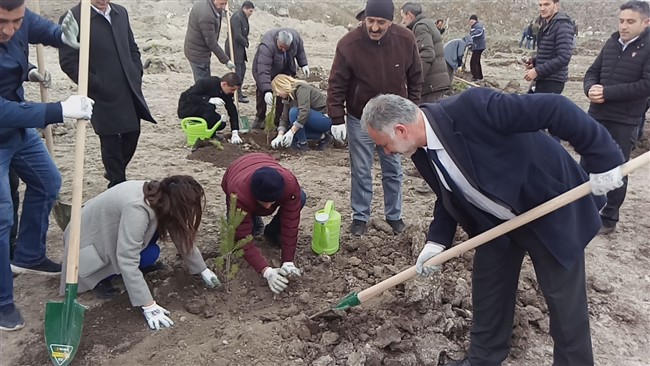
top-left (226, 8), bottom-right (250, 132)
top-left (32, 0), bottom-right (71, 231)
top-left (45, 1), bottom-right (92, 365)
top-left (310, 152), bottom-right (650, 321)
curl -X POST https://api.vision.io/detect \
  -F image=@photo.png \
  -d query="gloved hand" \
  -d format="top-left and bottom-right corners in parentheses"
top-left (226, 60), bottom-right (236, 70)
top-left (415, 242), bottom-right (445, 276)
top-left (200, 268), bottom-right (221, 288)
top-left (302, 65), bottom-right (310, 78)
top-left (28, 68), bottom-right (52, 88)
top-left (230, 130), bottom-right (243, 144)
top-left (208, 97), bottom-right (225, 107)
top-left (264, 92), bottom-right (273, 105)
top-left (263, 267), bottom-right (289, 294)
top-left (280, 129), bottom-right (295, 147)
top-left (331, 124), bottom-right (347, 143)
top-left (589, 166), bottom-right (624, 196)
top-left (60, 95), bottom-right (94, 120)
top-left (271, 133), bottom-right (284, 149)
top-left (60, 10), bottom-right (80, 49)
top-left (142, 302), bottom-right (174, 330)
top-left (281, 262), bottom-right (301, 277)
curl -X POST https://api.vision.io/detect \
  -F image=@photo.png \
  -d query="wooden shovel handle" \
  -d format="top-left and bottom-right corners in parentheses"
top-left (358, 151), bottom-right (650, 304)
top-left (66, 0), bottom-right (92, 284)
top-left (225, 8), bottom-right (239, 107)
top-left (31, 0), bottom-right (55, 157)
top-left (454, 76), bottom-right (480, 88)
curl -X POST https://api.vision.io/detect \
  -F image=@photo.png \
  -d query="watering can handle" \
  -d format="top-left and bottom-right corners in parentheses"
top-left (324, 200), bottom-right (334, 216)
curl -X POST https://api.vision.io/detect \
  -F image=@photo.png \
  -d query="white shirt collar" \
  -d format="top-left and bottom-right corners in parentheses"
top-left (618, 35), bottom-right (639, 51)
top-left (422, 110), bottom-right (443, 150)
top-left (91, 3), bottom-right (112, 17)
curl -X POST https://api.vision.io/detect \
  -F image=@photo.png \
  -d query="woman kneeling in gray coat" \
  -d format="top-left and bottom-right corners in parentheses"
top-left (60, 176), bottom-right (220, 331)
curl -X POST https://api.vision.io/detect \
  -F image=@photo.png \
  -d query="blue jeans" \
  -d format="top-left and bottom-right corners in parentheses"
top-left (140, 234), bottom-right (161, 268)
top-left (1, 129), bottom-right (61, 306)
top-left (347, 114), bottom-right (402, 222)
top-left (288, 107), bottom-right (332, 143)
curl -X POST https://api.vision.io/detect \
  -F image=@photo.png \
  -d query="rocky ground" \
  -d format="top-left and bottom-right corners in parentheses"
top-left (1, 1), bottom-right (649, 365)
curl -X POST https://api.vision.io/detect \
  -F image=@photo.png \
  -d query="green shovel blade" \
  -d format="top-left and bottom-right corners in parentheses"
top-left (45, 284), bottom-right (86, 366)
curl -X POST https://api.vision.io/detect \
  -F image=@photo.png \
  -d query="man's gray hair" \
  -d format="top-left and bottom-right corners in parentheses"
top-left (277, 30), bottom-right (294, 47)
top-left (361, 94), bottom-right (419, 135)
top-left (401, 2), bottom-right (423, 17)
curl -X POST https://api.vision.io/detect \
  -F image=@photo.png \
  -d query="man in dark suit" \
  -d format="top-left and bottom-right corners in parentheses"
top-left (225, 1), bottom-right (254, 103)
top-left (361, 89), bottom-right (625, 366)
top-left (59, 0), bottom-right (156, 188)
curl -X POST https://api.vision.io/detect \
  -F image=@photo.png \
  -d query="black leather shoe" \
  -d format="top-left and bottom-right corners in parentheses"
top-left (444, 357), bottom-right (471, 366)
top-left (93, 278), bottom-right (120, 299)
top-left (386, 219), bottom-right (406, 234)
top-left (350, 219), bottom-right (367, 236)
top-left (598, 223), bottom-right (616, 235)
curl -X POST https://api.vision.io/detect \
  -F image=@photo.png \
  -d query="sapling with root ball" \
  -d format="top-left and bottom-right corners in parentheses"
top-left (214, 194), bottom-right (253, 290)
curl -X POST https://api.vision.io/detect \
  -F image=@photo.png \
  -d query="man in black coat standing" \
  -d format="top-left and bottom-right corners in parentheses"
top-left (59, 0), bottom-right (156, 189)
top-left (361, 90), bottom-right (625, 366)
top-left (226, 1), bottom-right (254, 103)
top-left (584, 0), bottom-right (650, 235)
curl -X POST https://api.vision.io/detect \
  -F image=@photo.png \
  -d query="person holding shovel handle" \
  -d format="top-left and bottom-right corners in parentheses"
top-left (0, 0), bottom-right (93, 331)
top-left (361, 89), bottom-right (626, 366)
top-left (59, 176), bottom-right (220, 331)
top-left (221, 153), bottom-right (306, 294)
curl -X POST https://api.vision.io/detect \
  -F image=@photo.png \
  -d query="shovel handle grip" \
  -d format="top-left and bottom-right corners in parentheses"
top-left (358, 151), bottom-right (650, 304)
top-left (66, 0), bottom-right (92, 283)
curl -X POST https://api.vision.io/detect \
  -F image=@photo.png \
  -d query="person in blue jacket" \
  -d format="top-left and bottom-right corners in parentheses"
top-left (0, 0), bottom-right (94, 331)
top-left (361, 89), bottom-right (626, 366)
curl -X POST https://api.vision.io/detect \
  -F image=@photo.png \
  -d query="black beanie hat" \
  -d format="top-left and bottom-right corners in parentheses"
top-left (251, 167), bottom-right (285, 202)
top-left (364, 0), bottom-right (394, 21)
top-left (469, 14), bottom-right (478, 21)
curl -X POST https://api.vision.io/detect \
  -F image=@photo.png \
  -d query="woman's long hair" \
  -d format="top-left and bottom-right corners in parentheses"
top-left (143, 175), bottom-right (205, 256)
top-left (271, 74), bottom-right (308, 100)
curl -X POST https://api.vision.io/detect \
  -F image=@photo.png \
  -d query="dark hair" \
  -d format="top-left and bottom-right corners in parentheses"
top-left (222, 72), bottom-right (242, 87)
top-left (436, 19), bottom-right (444, 24)
top-left (241, 1), bottom-right (254, 10)
top-left (400, 2), bottom-right (422, 16)
top-left (0, 0), bottom-right (25, 11)
top-left (143, 175), bottom-right (205, 256)
top-left (620, 0), bottom-right (650, 18)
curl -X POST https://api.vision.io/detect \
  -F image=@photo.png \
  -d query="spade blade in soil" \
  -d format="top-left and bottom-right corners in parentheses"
top-left (52, 200), bottom-right (71, 231)
top-left (309, 292), bottom-right (360, 321)
top-left (45, 284), bottom-right (86, 366)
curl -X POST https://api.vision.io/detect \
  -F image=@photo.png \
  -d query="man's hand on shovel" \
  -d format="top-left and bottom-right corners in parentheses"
top-left (415, 242), bottom-right (445, 276)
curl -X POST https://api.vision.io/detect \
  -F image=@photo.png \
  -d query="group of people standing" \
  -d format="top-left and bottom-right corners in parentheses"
top-left (2, 1), bottom-right (649, 366)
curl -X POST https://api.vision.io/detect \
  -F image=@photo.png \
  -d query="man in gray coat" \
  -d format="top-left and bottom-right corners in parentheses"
top-left (252, 28), bottom-right (309, 128)
top-left (401, 2), bottom-right (450, 102)
top-left (59, 0), bottom-right (156, 189)
top-left (184, 0), bottom-right (236, 81)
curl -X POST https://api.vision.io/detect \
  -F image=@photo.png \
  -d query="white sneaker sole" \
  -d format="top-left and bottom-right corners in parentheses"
top-left (0, 323), bottom-right (25, 331)
top-left (10, 264), bottom-right (61, 276)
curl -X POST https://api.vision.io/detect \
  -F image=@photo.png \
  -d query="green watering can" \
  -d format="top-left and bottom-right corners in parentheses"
top-left (311, 200), bottom-right (341, 255)
top-left (180, 117), bottom-right (222, 146)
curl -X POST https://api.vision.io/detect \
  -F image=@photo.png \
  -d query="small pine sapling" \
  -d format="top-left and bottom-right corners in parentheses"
top-left (264, 95), bottom-right (277, 144)
top-left (215, 194), bottom-right (253, 289)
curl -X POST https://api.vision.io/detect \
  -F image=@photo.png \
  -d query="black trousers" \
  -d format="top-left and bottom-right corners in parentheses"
top-left (594, 120), bottom-right (639, 225)
top-left (535, 80), bottom-right (565, 94)
top-left (468, 228), bottom-right (593, 366)
top-left (470, 49), bottom-right (484, 80)
top-left (235, 62), bottom-right (247, 93)
top-left (99, 130), bottom-right (141, 189)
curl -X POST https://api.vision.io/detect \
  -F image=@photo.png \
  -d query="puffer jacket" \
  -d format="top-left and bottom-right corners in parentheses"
top-left (469, 21), bottom-right (486, 51)
top-left (584, 28), bottom-right (650, 125)
top-left (533, 11), bottom-right (574, 83)
top-left (408, 14), bottom-right (450, 94)
top-left (183, 0), bottom-right (229, 64)
top-left (252, 28), bottom-right (308, 94)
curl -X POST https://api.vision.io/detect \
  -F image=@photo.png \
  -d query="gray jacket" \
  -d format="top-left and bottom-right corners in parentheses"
top-left (183, 0), bottom-right (230, 64)
top-left (60, 181), bottom-right (207, 307)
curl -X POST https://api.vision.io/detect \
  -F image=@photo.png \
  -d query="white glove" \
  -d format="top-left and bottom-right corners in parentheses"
top-left (263, 267), bottom-right (289, 294)
top-left (281, 262), bottom-right (302, 277)
top-left (230, 130), bottom-right (243, 144)
top-left (142, 302), bottom-right (174, 331)
top-left (28, 68), bottom-right (51, 88)
top-left (331, 124), bottom-right (347, 143)
top-left (280, 129), bottom-right (295, 147)
top-left (264, 92), bottom-right (274, 105)
top-left (226, 60), bottom-right (236, 70)
top-left (301, 65), bottom-right (310, 78)
top-left (200, 268), bottom-right (221, 288)
top-left (589, 166), bottom-right (624, 196)
top-left (60, 10), bottom-right (80, 49)
top-left (415, 242), bottom-right (445, 276)
top-left (208, 97), bottom-right (225, 107)
top-left (271, 133), bottom-right (284, 149)
top-left (60, 95), bottom-right (94, 119)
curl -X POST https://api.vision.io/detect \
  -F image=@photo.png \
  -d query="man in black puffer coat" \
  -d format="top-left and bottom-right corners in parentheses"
top-left (524, 0), bottom-right (574, 94)
top-left (583, 0), bottom-right (650, 235)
